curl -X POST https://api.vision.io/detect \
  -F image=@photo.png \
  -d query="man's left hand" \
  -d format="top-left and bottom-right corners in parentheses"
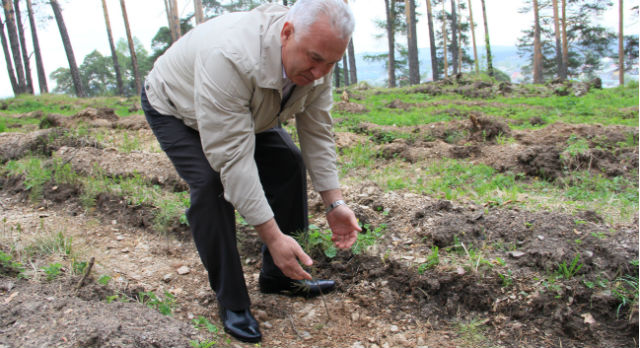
top-left (327, 205), bottom-right (361, 249)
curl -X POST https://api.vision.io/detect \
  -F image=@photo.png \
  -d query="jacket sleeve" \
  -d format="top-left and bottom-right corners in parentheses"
top-left (193, 49), bottom-right (274, 226)
top-left (295, 78), bottom-right (340, 192)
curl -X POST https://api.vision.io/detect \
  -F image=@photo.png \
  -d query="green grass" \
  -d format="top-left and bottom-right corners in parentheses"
top-left (333, 81), bottom-right (639, 129)
top-left (338, 153), bottom-right (638, 224)
top-left (0, 93), bottom-right (141, 117)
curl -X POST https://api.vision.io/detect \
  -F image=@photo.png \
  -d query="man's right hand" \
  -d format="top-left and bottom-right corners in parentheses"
top-left (255, 218), bottom-right (313, 280)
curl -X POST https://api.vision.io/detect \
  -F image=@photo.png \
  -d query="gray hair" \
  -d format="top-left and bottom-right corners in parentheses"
top-left (285, 0), bottom-right (355, 41)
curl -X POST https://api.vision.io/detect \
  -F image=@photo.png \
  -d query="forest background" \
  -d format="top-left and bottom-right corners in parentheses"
top-left (0, 0), bottom-right (638, 100)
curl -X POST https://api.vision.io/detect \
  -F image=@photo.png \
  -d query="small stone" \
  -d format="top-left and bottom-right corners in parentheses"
top-left (120, 248), bottom-right (129, 254)
top-left (254, 309), bottom-right (268, 321)
top-left (582, 312), bottom-right (596, 325)
top-left (508, 251), bottom-right (526, 259)
top-left (537, 235), bottom-right (544, 240)
top-left (300, 331), bottom-right (312, 340)
top-left (116, 235), bottom-right (124, 241)
top-left (162, 274), bottom-right (172, 283)
top-left (263, 321), bottom-right (272, 329)
top-left (177, 266), bottom-right (190, 275)
top-left (390, 324), bottom-right (399, 332)
top-left (350, 341), bottom-right (365, 348)
top-left (456, 266), bottom-right (466, 275)
top-left (351, 311), bottom-right (360, 322)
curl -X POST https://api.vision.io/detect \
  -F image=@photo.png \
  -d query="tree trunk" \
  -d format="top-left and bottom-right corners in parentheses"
top-left (426, 0), bottom-right (438, 80)
top-left (13, 0), bottom-right (33, 94)
top-left (456, 0), bottom-right (463, 72)
top-left (384, 0), bottom-right (396, 87)
top-left (194, 0), bottom-right (204, 24)
top-left (442, 0), bottom-right (448, 78)
top-left (450, 0), bottom-right (458, 74)
top-left (334, 61), bottom-right (340, 88)
top-left (618, 0), bottom-right (624, 85)
top-left (405, 0), bottom-right (420, 84)
top-left (347, 38), bottom-right (357, 84)
top-left (533, 0), bottom-right (543, 83)
top-left (2, 0), bottom-right (25, 93)
top-left (26, 0), bottom-right (47, 93)
top-left (467, 0), bottom-right (479, 73)
top-left (342, 54), bottom-right (349, 86)
top-left (50, 0), bottom-right (85, 97)
top-left (0, 18), bottom-right (19, 94)
top-left (480, 0), bottom-right (493, 76)
top-left (170, 0), bottom-right (181, 40)
top-left (101, 0), bottom-right (124, 95)
top-left (561, 0), bottom-right (568, 79)
top-left (552, 0), bottom-right (565, 80)
top-left (164, 0), bottom-right (176, 43)
top-left (120, 0), bottom-right (141, 96)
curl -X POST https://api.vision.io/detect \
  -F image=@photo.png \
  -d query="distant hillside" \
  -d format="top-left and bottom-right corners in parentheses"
top-left (354, 45), bottom-right (634, 87)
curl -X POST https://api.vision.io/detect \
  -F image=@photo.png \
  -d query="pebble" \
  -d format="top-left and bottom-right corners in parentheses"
top-left (263, 321), bottom-right (272, 329)
top-left (116, 235), bottom-right (124, 241)
top-left (162, 274), bottom-right (172, 283)
top-left (351, 341), bottom-right (365, 348)
top-left (390, 324), bottom-right (399, 332)
top-left (177, 266), bottom-right (190, 275)
top-left (508, 251), bottom-right (526, 259)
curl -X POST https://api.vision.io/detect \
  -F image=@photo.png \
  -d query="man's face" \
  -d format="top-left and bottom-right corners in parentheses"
top-left (280, 16), bottom-right (349, 86)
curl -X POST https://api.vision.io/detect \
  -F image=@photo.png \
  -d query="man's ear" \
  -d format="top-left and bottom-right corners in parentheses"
top-left (281, 21), bottom-right (294, 43)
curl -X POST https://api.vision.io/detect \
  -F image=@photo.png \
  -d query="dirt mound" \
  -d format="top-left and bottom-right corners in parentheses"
top-left (116, 114), bottom-right (149, 130)
top-left (332, 101), bottom-right (369, 114)
top-left (0, 279), bottom-right (199, 348)
top-left (0, 128), bottom-right (101, 163)
top-left (54, 146), bottom-right (186, 191)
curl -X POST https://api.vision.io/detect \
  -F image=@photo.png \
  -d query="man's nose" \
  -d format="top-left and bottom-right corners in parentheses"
top-left (310, 64), bottom-right (332, 80)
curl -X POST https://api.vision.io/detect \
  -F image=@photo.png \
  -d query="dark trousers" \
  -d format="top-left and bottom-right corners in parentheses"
top-left (141, 89), bottom-right (308, 311)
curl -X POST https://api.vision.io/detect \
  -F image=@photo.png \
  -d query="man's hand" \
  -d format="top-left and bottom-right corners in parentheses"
top-left (320, 189), bottom-right (361, 249)
top-left (327, 204), bottom-right (361, 249)
top-left (255, 218), bottom-right (313, 280)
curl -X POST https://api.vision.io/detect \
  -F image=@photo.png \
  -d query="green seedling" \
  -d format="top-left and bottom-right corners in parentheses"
top-left (556, 254), bottom-right (583, 279)
top-left (42, 262), bottom-right (63, 281)
top-left (0, 250), bottom-right (26, 278)
top-left (137, 291), bottom-right (176, 316)
top-left (189, 340), bottom-right (216, 348)
top-left (418, 246), bottom-right (440, 274)
top-left (98, 275), bottom-right (112, 285)
top-left (498, 270), bottom-right (514, 288)
top-left (192, 316), bottom-right (219, 333)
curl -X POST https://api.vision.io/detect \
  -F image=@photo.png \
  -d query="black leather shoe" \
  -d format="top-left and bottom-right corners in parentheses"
top-left (259, 273), bottom-right (336, 298)
top-left (218, 305), bottom-right (261, 343)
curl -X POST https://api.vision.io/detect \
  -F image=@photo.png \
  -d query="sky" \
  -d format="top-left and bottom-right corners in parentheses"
top-left (0, 0), bottom-right (636, 98)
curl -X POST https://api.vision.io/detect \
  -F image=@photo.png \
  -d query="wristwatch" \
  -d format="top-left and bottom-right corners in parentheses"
top-left (325, 199), bottom-right (346, 214)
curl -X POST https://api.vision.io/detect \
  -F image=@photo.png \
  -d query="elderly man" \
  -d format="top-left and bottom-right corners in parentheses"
top-left (141, 0), bottom-right (360, 343)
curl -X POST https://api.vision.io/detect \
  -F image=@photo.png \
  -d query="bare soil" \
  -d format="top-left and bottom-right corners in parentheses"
top-left (0, 106), bottom-right (637, 348)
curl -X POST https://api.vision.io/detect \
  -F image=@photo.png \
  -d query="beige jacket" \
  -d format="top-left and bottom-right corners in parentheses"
top-left (145, 4), bottom-right (339, 226)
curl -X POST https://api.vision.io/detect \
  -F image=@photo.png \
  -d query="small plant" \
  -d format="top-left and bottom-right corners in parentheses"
top-left (351, 223), bottom-right (386, 255)
top-left (555, 254), bottom-right (583, 279)
top-left (498, 270), bottom-right (514, 288)
top-left (106, 293), bottom-right (130, 304)
top-left (295, 224), bottom-right (336, 258)
top-left (137, 291), bottom-right (176, 316)
top-left (189, 340), bottom-right (216, 348)
top-left (611, 260), bottom-right (639, 320)
top-left (42, 262), bottom-right (63, 281)
top-left (72, 259), bottom-right (88, 275)
top-left (98, 275), bottom-right (112, 285)
top-left (0, 250), bottom-right (26, 278)
top-left (192, 316), bottom-right (219, 333)
top-left (418, 246), bottom-right (439, 274)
